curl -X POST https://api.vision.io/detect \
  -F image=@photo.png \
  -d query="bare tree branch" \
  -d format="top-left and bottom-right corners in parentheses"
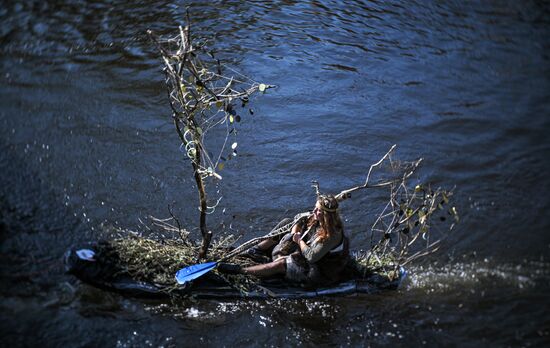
top-left (149, 16), bottom-right (264, 260)
top-left (320, 145), bottom-right (458, 267)
top-left (334, 144), bottom-right (398, 202)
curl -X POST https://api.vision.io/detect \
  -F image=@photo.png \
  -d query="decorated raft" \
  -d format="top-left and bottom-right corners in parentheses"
top-left (64, 237), bottom-right (407, 299)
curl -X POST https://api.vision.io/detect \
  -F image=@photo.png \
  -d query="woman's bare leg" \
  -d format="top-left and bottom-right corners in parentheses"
top-left (255, 239), bottom-right (277, 251)
top-left (242, 257), bottom-right (286, 277)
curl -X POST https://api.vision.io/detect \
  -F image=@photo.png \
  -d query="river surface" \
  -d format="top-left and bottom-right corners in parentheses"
top-left (1, 1), bottom-right (549, 347)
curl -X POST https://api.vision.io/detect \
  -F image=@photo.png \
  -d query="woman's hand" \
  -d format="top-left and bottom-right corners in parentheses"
top-left (292, 232), bottom-right (302, 244)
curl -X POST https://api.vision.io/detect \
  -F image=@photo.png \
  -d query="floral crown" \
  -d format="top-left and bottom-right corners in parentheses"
top-left (311, 181), bottom-right (339, 213)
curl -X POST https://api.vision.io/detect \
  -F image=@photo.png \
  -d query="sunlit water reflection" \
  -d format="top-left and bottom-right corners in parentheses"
top-left (1, 0), bottom-right (549, 346)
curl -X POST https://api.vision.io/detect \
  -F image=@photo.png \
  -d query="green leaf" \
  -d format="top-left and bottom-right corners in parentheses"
top-left (229, 115), bottom-right (234, 123)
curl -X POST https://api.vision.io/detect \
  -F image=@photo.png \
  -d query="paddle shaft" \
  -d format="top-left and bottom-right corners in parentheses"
top-left (219, 212), bottom-right (312, 262)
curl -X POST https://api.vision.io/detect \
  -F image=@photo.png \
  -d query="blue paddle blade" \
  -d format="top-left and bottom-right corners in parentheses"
top-left (175, 261), bottom-right (218, 285)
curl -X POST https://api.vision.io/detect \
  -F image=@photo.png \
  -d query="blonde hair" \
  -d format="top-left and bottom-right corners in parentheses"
top-left (308, 195), bottom-right (343, 242)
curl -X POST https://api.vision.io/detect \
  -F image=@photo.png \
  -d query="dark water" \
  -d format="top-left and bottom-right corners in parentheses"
top-left (1, 1), bottom-right (549, 346)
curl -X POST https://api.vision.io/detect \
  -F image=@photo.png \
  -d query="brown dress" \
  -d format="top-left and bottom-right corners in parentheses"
top-left (273, 223), bottom-right (350, 286)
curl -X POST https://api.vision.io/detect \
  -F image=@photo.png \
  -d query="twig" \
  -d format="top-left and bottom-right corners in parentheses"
top-left (334, 144), bottom-right (397, 202)
top-left (167, 204), bottom-right (186, 242)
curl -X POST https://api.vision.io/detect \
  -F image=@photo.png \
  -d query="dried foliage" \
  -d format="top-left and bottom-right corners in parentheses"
top-left (330, 145), bottom-right (459, 270)
top-left (96, 234), bottom-right (401, 296)
top-left (97, 236), bottom-right (259, 293)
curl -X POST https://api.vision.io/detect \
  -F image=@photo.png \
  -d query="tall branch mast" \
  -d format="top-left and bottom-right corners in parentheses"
top-left (149, 11), bottom-right (268, 259)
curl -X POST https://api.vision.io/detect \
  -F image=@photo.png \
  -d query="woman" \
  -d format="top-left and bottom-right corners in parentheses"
top-left (221, 195), bottom-right (349, 286)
